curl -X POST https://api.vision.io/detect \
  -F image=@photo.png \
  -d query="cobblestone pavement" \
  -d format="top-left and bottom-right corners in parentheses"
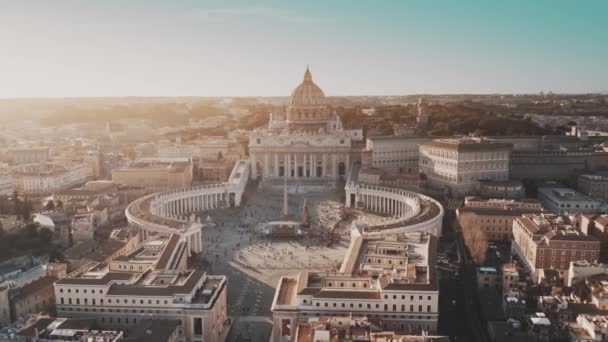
top-left (195, 184), bottom-right (350, 342)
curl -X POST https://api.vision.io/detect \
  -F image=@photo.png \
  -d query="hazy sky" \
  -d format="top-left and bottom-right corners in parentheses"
top-left (1, 0), bottom-right (607, 97)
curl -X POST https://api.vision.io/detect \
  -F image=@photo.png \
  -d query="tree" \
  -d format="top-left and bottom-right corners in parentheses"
top-left (39, 227), bottom-right (53, 242)
top-left (45, 200), bottom-right (55, 210)
top-left (458, 213), bottom-right (488, 265)
top-left (217, 151), bottom-right (223, 161)
top-left (56, 200), bottom-right (64, 208)
top-left (25, 223), bottom-right (39, 239)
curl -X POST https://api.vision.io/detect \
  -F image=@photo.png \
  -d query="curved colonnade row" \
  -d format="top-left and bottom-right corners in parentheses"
top-left (125, 160), bottom-right (250, 256)
top-left (345, 178), bottom-right (444, 237)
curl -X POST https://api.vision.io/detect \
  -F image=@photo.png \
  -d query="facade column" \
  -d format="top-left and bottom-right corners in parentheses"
top-left (322, 154), bottom-right (327, 178)
top-left (251, 153), bottom-right (257, 179)
top-left (295, 153), bottom-right (299, 178)
top-left (287, 154), bottom-right (292, 178)
top-left (306, 154), bottom-right (310, 177)
top-left (345, 153), bottom-right (350, 176)
top-left (197, 232), bottom-right (202, 253)
top-left (308, 153), bottom-right (312, 177)
top-left (332, 154), bottom-right (338, 178)
top-left (264, 153), bottom-right (270, 178)
top-left (274, 153), bottom-right (279, 177)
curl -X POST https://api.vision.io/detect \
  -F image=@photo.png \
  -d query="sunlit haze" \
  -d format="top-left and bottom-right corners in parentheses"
top-left (1, 0), bottom-right (607, 97)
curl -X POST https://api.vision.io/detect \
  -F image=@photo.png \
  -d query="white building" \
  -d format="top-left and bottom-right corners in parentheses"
top-left (365, 136), bottom-right (431, 174)
top-left (13, 163), bottom-right (93, 195)
top-left (537, 186), bottom-right (601, 215)
top-left (54, 234), bottom-right (228, 342)
top-left (419, 138), bottom-right (512, 197)
top-left (7, 146), bottom-right (49, 165)
top-left (71, 213), bottom-right (96, 243)
top-left (271, 229), bottom-right (439, 340)
top-left (249, 67), bottom-right (354, 186)
top-left (0, 173), bottom-right (13, 196)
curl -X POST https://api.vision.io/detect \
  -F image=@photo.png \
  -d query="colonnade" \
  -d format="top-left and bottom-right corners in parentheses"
top-left (345, 183), bottom-right (422, 219)
top-left (250, 152), bottom-right (349, 180)
top-left (126, 160), bottom-right (251, 257)
top-left (155, 191), bottom-right (229, 219)
top-left (355, 192), bottom-right (415, 218)
top-left (344, 181), bottom-right (444, 237)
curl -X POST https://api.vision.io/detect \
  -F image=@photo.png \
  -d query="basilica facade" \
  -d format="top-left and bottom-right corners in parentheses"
top-left (249, 67), bottom-right (358, 183)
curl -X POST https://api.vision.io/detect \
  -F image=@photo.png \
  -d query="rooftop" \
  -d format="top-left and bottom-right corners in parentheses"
top-left (420, 138), bottom-right (513, 152)
top-left (275, 232), bottom-right (437, 308)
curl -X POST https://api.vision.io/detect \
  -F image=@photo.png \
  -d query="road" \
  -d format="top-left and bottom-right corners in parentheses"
top-left (454, 219), bottom-right (491, 342)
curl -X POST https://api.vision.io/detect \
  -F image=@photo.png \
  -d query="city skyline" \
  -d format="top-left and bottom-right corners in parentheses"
top-left (1, 0), bottom-right (608, 98)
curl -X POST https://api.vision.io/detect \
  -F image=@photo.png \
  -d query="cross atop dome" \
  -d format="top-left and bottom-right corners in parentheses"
top-left (304, 65), bottom-right (312, 82)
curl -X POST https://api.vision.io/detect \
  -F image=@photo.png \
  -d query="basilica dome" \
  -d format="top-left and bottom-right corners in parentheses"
top-left (288, 66), bottom-right (325, 107)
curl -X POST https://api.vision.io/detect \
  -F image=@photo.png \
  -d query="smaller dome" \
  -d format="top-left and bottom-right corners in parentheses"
top-left (288, 66), bottom-right (325, 107)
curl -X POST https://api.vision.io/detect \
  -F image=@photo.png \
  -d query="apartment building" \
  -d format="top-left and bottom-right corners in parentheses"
top-left (456, 197), bottom-right (542, 241)
top-left (512, 213), bottom-right (600, 279)
top-left (12, 163), bottom-right (93, 195)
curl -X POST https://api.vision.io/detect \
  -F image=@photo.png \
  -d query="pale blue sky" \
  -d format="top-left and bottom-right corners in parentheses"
top-left (0, 0), bottom-right (606, 97)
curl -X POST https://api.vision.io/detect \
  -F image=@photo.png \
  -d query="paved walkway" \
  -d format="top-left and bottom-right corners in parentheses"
top-left (197, 185), bottom-right (350, 342)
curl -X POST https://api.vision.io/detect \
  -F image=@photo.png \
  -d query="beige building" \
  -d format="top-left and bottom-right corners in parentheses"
top-left (271, 230), bottom-right (439, 340)
top-left (7, 147), bottom-right (49, 165)
top-left (0, 173), bottom-right (13, 196)
top-left (0, 263), bottom-right (66, 327)
top-left (54, 234), bottom-right (228, 342)
top-left (111, 157), bottom-right (193, 189)
top-left (365, 136), bottom-right (431, 174)
top-left (511, 213), bottom-right (600, 278)
top-left (419, 138), bottom-right (512, 197)
top-left (13, 163), bottom-right (93, 195)
top-left (158, 137), bottom-right (242, 161)
top-left (478, 179), bottom-right (525, 199)
top-left (501, 263), bottom-right (520, 294)
top-left (456, 197), bottom-right (542, 241)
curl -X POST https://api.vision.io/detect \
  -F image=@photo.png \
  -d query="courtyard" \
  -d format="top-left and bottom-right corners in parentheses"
top-left (195, 183), bottom-right (353, 341)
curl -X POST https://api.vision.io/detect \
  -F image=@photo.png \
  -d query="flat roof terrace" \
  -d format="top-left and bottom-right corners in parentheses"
top-left (364, 199), bottom-right (441, 233)
top-left (276, 278), bottom-right (298, 306)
